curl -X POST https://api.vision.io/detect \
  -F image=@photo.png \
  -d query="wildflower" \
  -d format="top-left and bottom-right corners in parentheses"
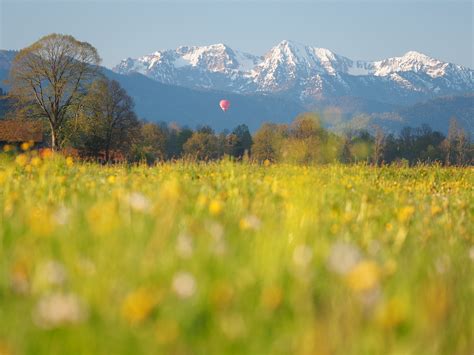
top-left (20, 142), bottom-right (31, 151)
top-left (33, 292), bottom-right (87, 329)
top-left (430, 205), bottom-right (442, 216)
top-left (3, 144), bottom-right (13, 152)
top-left (40, 149), bottom-right (53, 159)
top-left (239, 215), bottom-right (261, 231)
top-left (196, 194), bottom-right (207, 208)
top-left (292, 244), bottom-right (313, 268)
top-left (10, 261), bottom-right (30, 295)
top-left (15, 154), bottom-right (28, 167)
top-left (260, 286), bottom-right (283, 311)
top-left (330, 223), bottom-right (340, 234)
top-left (263, 159), bottom-right (271, 167)
top-left (87, 202), bottom-right (118, 235)
top-left (28, 208), bottom-right (55, 236)
top-left (31, 157), bottom-right (41, 167)
top-left (107, 175), bottom-right (116, 184)
top-left (33, 260), bottom-right (67, 292)
top-left (394, 227), bottom-right (408, 251)
top-left (209, 199), bottom-right (223, 216)
top-left (176, 233), bottom-right (193, 258)
top-left (346, 260), bottom-right (381, 292)
top-left (210, 281), bottom-right (234, 310)
top-left (219, 313), bottom-right (246, 340)
top-left (383, 259), bottom-right (398, 276)
top-left (121, 288), bottom-right (157, 324)
top-left (398, 206), bottom-right (415, 223)
top-left (0, 341), bottom-right (13, 355)
top-left (327, 242), bottom-right (361, 275)
top-left (375, 298), bottom-right (407, 329)
top-left (53, 206), bottom-right (70, 226)
top-left (127, 192), bottom-right (151, 212)
top-left (172, 272), bottom-right (196, 299)
top-left (66, 156), bottom-right (74, 167)
top-left (159, 179), bottom-right (180, 201)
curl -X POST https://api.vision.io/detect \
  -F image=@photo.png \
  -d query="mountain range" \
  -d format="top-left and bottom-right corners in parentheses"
top-left (1, 41), bottom-right (473, 134)
top-left (114, 40), bottom-right (473, 107)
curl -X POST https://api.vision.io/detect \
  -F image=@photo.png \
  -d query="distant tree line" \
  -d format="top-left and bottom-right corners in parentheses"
top-left (2, 34), bottom-right (472, 166)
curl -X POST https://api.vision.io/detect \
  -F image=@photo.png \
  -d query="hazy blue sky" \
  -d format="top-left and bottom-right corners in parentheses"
top-left (1, 0), bottom-right (472, 68)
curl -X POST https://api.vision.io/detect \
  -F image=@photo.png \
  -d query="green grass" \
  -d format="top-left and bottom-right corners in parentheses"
top-left (0, 153), bottom-right (473, 355)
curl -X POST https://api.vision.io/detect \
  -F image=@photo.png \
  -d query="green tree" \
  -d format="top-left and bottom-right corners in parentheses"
top-left (252, 123), bottom-right (287, 162)
top-left (8, 34), bottom-right (101, 150)
top-left (183, 131), bottom-right (220, 161)
top-left (80, 78), bottom-right (139, 162)
top-left (229, 124), bottom-right (253, 158)
top-left (131, 122), bottom-right (167, 164)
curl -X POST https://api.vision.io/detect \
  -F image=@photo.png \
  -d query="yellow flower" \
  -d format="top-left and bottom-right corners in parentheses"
top-left (159, 179), bottom-right (180, 201)
top-left (263, 159), bottom-right (271, 167)
top-left (28, 208), bottom-right (55, 237)
top-left (3, 144), bottom-right (13, 152)
top-left (430, 205), bottom-right (442, 216)
top-left (196, 194), bottom-right (207, 208)
top-left (375, 298), bottom-right (407, 329)
top-left (15, 154), bottom-right (28, 167)
top-left (107, 175), bottom-right (116, 184)
top-left (239, 215), bottom-right (261, 231)
top-left (209, 199), bottom-right (223, 216)
top-left (346, 260), bottom-right (381, 292)
top-left (21, 142), bottom-right (31, 151)
top-left (398, 206), bottom-right (415, 223)
top-left (0, 341), bottom-right (13, 355)
top-left (260, 286), bottom-right (283, 311)
top-left (66, 157), bottom-right (74, 167)
top-left (210, 282), bottom-right (234, 310)
top-left (31, 157), bottom-right (42, 167)
top-left (121, 288), bottom-right (157, 324)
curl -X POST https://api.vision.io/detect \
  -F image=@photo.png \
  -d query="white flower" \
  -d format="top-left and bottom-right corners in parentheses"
top-left (293, 244), bottom-right (313, 267)
top-left (128, 192), bottom-right (151, 212)
top-left (53, 206), bottom-right (70, 225)
top-left (34, 260), bottom-right (67, 292)
top-left (176, 233), bottom-right (193, 259)
top-left (240, 215), bottom-right (261, 231)
top-left (33, 292), bottom-right (87, 329)
top-left (172, 272), bottom-right (196, 299)
top-left (327, 242), bottom-right (361, 275)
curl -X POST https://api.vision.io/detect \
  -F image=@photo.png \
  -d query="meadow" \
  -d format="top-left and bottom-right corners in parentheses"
top-left (0, 152), bottom-right (472, 355)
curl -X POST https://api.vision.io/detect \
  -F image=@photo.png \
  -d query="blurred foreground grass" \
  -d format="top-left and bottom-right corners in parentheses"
top-left (0, 153), bottom-right (473, 355)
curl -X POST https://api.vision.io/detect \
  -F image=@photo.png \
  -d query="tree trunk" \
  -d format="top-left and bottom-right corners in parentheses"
top-left (50, 123), bottom-right (58, 151)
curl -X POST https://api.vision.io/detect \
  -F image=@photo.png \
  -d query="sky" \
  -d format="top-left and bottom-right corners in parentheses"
top-left (1, 0), bottom-right (473, 68)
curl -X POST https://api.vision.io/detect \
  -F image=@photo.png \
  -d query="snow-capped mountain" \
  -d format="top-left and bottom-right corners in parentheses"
top-left (114, 40), bottom-right (473, 105)
top-left (114, 43), bottom-right (261, 92)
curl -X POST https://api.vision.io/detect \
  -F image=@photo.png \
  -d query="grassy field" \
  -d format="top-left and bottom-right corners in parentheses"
top-left (0, 153), bottom-right (473, 355)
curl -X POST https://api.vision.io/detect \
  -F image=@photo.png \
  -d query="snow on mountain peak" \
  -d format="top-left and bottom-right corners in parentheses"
top-left (372, 51), bottom-right (448, 78)
top-left (112, 41), bottom-right (473, 99)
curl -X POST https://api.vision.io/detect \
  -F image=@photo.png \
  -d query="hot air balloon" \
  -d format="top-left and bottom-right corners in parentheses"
top-left (219, 99), bottom-right (230, 112)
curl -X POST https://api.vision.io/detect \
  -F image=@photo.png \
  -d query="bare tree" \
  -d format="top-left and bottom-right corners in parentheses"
top-left (443, 117), bottom-right (469, 166)
top-left (8, 34), bottom-right (101, 150)
top-left (373, 126), bottom-right (385, 166)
